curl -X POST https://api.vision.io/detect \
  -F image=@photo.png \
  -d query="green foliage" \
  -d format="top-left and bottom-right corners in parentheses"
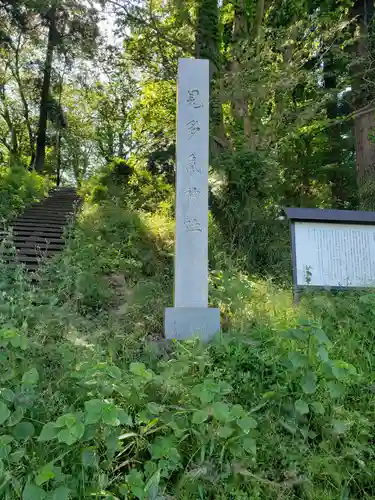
top-left (0, 164), bottom-right (50, 220)
top-left (84, 157), bottom-right (173, 214)
top-left (0, 292), bottom-right (373, 499)
top-left (0, 189), bottom-right (373, 498)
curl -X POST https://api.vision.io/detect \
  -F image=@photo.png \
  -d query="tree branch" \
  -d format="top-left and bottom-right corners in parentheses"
top-left (306, 102), bottom-right (375, 140)
top-left (107, 0), bottom-right (194, 54)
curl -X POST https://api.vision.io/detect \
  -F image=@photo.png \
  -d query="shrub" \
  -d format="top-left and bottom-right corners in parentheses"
top-left (82, 157), bottom-right (173, 214)
top-left (0, 164), bottom-right (50, 221)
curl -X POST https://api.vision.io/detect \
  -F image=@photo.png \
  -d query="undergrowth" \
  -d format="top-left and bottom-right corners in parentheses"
top-left (0, 164), bottom-right (50, 221)
top-left (0, 185), bottom-right (374, 499)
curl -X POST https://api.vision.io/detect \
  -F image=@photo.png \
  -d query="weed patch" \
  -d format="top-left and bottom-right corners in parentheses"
top-left (0, 195), bottom-right (374, 499)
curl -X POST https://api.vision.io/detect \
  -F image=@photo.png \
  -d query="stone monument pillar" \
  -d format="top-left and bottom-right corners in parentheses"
top-left (164, 58), bottom-right (221, 341)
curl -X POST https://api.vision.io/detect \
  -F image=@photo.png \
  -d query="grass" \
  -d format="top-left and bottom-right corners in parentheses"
top-left (0, 190), bottom-right (374, 499)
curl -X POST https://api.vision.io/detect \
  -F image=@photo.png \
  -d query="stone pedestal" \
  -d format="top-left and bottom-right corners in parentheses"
top-left (165, 307), bottom-right (220, 341)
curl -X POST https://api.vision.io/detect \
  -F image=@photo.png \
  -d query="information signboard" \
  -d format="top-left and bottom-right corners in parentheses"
top-left (283, 208), bottom-right (375, 298)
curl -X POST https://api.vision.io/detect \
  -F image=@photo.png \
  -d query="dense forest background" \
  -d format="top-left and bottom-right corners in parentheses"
top-left (0, 0), bottom-right (375, 203)
top-left (1, 0), bottom-right (375, 271)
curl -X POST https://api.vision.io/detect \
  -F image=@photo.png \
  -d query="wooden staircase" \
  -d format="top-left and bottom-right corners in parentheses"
top-left (0, 187), bottom-right (81, 271)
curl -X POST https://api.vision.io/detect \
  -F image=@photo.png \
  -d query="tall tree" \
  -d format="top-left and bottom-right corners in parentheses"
top-left (34, 6), bottom-right (57, 172)
top-left (196, 0), bottom-right (227, 155)
top-left (33, 0), bottom-right (101, 172)
top-left (350, 0), bottom-right (375, 205)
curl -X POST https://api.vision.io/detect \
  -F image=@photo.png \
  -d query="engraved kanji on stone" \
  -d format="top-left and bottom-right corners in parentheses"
top-left (186, 120), bottom-right (200, 140)
top-left (186, 153), bottom-right (201, 174)
top-left (187, 89), bottom-right (203, 109)
top-left (184, 217), bottom-right (202, 232)
top-left (185, 187), bottom-right (200, 199)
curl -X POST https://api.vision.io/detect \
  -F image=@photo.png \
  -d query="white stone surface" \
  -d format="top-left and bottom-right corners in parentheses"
top-left (174, 58), bottom-right (210, 308)
top-left (165, 307), bottom-right (221, 341)
top-left (294, 221), bottom-right (375, 287)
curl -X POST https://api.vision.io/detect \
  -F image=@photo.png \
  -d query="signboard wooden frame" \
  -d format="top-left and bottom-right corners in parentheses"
top-left (283, 207), bottom-right (375, 302)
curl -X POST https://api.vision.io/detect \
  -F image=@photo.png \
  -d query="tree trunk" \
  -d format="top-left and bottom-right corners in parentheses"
top-left (195, 0), bottom-right (228, 157)
top-left (56, 130), bottom-right (61, 186)
top-left (350, 0), bottom-right (375, 204)
top-left (255, 0), bottom-right (265, 54)
top-left (230, 1), bottom-right (254, 149)
top-left (0, 88), bottom-right (18, 163)
top-left (34, 7), bottom-right (57, 173)
top-left (13, 34), bottom-right (35, 165)
top-left (323, 54), bottom-right (348, 207)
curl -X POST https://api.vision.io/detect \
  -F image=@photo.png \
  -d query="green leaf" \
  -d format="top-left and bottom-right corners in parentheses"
top-left (295, 399), bottom-right (309, 415)
top-left (84, 399), bottom-right (103, 425)
top-left (82, 448), bottom-right (98, 468)
top-left (331, 360), bottom-right (357, 381)
top-left (144, 469), bottom-right (161, 500)
top-left (217, 425), bottom-right (233, 438)
top-left (0, 459), bottom-right (4, 478)
top-left (230, 404), bottom-right (246, 419)
top-left (331, 363), bottom-right (348, 381)
top-left (301, 371), bottom-right (317, 394)
top-left (197, 388), bottom-right (214, 404)
top-left (282, 328), bottom-right (306, 340)
top-left (327, 381), bottom-right (345, 399)
top-left (52, 487), bottom-right (71, 500)
top-left (236, 416), bottom-right (257, 433)
top-left (0, 401), bottom-right (10, 425)
top-left (212, 402), bottom-right (230, 422)
top-left (0, 435), bottom-right (13, 458)
top-left (0, 388), bottom-right (15, 403)
top-left (106, 365), bottom-right (122, 380)
top-left (21, 368), bottom-right (39, 387)
top-left (242, 437), bottom-right (257, 454)
top-left (288, 352), bottom-right (307, 369)
top-left (35, 463), bottom-right (56, 486)
top-left (126, 469), bottom-right (145, 499)
top-left (102, 404), bottom-right (120, 426)
top-left (332, 419), bottom-right (347, 434)
top-left (317, 345), bottom-right (329, 362)
top-left (279, 419), bottom-right (297, 434)
top-left (312, 328), bottom-right (332, 346)
top-left (311, 402), bottom-right (325, 415)
top-left (55, 414), bottom-right (76, 429)
top-left (9, 448), bottom-right (26, 463)
top-left (57, 421), bottom-right (85, 445)
top-left (150, 436), bottom-right (179, 461)
top-left (0, 443), bottom-right (11, 459)
top-left (22, 484), bottom-right (47, 500)
top-left (146, 402), bottom-right (164, 415)
top-left (13, 422), bottom-right (35, 440)
top-left (117, 408), bottom-right (132, 426)
top-left (38, 422), bottom-right (58, 442)
top-left (192, 409), bottom-right (209, 425)
top-left (130, 362), bottom-right (153, 381)
top-left (7, 407), bottom-right (24, 426)
top-left (10, 334), bottom-right (28, 350)
top-left (0, 435), bottom-right (13, 445)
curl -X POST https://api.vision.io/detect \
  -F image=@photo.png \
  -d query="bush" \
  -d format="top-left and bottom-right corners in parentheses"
top-left (82, 157), bottom-right (173, 214)
top-left (0, 164), bottom-right (50, 221)
top-left (211, 151), bottom-right (290, 279)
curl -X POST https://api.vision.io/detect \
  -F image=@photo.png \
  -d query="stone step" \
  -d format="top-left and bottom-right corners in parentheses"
top-left (3, 186), bottom-right (81, 270)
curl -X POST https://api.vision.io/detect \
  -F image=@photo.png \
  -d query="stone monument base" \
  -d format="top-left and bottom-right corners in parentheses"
top-left (164, 307), bottom-right (220, 341)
